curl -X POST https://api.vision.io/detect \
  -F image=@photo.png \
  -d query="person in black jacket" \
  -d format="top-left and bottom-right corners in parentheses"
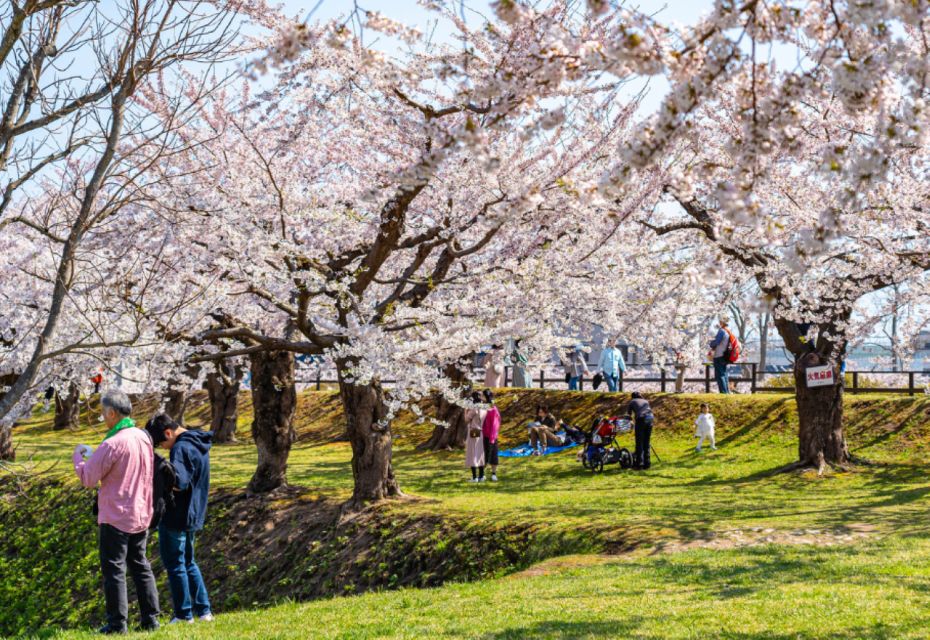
top-left (626, 392), bottom-right (655, 470)
top-left (145, 414), bottom-right (214, 624)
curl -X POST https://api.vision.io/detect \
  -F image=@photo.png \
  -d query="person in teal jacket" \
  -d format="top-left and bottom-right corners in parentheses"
top-left (598, 340), bottom-right (627, 392)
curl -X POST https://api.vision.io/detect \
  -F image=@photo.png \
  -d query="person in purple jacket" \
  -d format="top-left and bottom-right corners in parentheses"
top-left (73, 389), bottom-right (160, 635)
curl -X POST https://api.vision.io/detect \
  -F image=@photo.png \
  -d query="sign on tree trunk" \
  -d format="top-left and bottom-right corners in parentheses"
top-left (806, 365), bottom-right (835, 388)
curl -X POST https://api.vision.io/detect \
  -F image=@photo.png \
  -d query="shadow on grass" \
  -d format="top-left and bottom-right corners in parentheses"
top-left (483, 618), bottom-right (907, 640)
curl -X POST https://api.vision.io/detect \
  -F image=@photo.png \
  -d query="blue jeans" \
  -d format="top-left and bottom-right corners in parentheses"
top-left (604, 374), bottom-right (618, 392)
top-left (158, 525), bottom-right (211, 620)
top-left (713, 357), bottom-right (730, 394)
top-left (568, 376), bottom-right (580, 391)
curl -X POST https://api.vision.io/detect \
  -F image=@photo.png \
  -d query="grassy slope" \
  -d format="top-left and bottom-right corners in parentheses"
top-left (12, 390), bottom-right (930, 541)
top-left (7, 390), bottom-right (930, 639)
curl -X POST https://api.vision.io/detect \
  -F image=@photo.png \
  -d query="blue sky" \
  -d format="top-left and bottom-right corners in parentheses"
top-left (277, 1), bottom-right (714, 26)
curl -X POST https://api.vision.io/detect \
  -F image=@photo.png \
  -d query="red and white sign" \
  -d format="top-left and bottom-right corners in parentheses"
top-left (805, 365), bottom-right (835, 388)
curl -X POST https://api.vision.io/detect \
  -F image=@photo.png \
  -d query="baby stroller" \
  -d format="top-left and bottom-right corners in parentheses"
top-left (581, 416), bottom-right (633, 473)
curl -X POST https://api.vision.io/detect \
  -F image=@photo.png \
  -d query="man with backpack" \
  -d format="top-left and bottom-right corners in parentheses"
top-left (145, 414), bottom-right (214, 625)
top-left (73, 390), bottom-right (160, 634)
top-left (708, 317), bottom-right (739, 394)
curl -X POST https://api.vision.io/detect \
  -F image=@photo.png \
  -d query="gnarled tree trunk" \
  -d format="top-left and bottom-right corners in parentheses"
top-left (163, 363), bottom-right (200, 425)
top-left (0, 373), bottom-right (20, 460)
top-left (53, 381), bottom-right (80, 431)
top-left (248, 350), bottom-right (296, 493)
top-left (419, 363), bottom-right (470, 451)
top-left (338, 365), bottom-right (401, 507)
top-left (775, 318), bottom-right (851, 472)
top-left (793, 353), bottom-right (849, 471)
top-left (206, 362), bottom-right (240, 443)
top-left (0, 425), bottom-right (12, 461)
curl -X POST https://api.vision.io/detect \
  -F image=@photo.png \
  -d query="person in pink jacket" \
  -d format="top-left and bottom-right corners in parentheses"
top-left (73, 389), bottom-right (160, 634)
top-left (481, 389), bottom-right (501, 482)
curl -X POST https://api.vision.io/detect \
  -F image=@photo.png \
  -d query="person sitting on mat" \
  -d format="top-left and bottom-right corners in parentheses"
top-left (528, 405), bottom-right (567, 455)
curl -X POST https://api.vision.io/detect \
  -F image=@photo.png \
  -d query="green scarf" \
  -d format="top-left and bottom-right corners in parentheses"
top-left (103, 417), bottom-right (135, 442)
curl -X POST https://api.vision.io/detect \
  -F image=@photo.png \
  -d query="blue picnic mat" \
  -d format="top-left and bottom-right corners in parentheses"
top-left (499, 432), bottom-right (579, 458)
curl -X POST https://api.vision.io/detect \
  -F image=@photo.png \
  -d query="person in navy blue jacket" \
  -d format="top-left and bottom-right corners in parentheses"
top-left (145, 414), bottom-right (214, 625)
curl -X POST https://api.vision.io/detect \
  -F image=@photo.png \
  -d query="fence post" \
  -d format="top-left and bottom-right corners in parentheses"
top-left (751, 363), bottom-right (757, 394)
top-left (540, 368), bottom-right (545, 389)
top-left (618, 370), bottom-right (624, 393)
top-left (315, 369), bottom-right (321, 391)
top-left (580, 376), bottom-right (584, 391)
top-left (852, 372), bottom-right (858, 393)
top-left (705, 364), bottom-right (711, 393)
top-left (504, 365), bottom-right (510, 387)
top-left (660, 368), bottom-right (666, 393)
top-left (909, 372), bottom-right (915, 396)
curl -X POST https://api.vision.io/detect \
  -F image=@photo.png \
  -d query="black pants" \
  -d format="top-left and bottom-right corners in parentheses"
top-left (99, 523), bottom-right (160, 630)
top-left (633, 416), bottom-right (654, 469)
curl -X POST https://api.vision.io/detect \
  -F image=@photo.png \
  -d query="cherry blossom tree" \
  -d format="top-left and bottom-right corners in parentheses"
top-left (0, 0), bottom-right (244, 459)
top-left (142, 1), bottom-right (714, 505)
top-left (641, 68), bottom-right (930, 473)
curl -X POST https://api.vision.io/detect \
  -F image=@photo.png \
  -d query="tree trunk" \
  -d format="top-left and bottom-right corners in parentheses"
top-left (338, 367), bottom-right (401, 507)
top-left (0, 424), bottom-right (12, 461)
top-left (419, 363), bottom-right (469, 451)
top-left (0, 373), bottom-right (20, 460)
top-left (53, 381), bottom-right (80, 431)
top-left (247, 350), bottom-right (296, 493)
top-left (793, 353), bottom-right (849, 471)
top-left (774, 318), bottom-right (850, 472)
top-left (758, 312), bottom-right (770, 381)
top-left (163, 363), bottom-right (201, 425)
top-left (206, 362), bottom-right (240, 444)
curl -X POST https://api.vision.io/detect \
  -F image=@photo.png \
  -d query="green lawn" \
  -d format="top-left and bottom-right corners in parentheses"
top-left (41, 538), bottom-right (930, 639)
top-left (6, 390), bottom-right (930, 639)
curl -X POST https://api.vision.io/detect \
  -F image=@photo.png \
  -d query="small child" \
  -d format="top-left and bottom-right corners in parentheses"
top-left (694, 403), bottom-right (716, 452)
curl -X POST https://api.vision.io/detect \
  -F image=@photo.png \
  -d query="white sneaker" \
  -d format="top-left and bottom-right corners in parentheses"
top-left (491, 474), bottom-right (498, 482)
top-left (711, 446), bottom-right (717, 450)
top-left (478, 476), bottom-right (486, 482)
top-left (169, 618), bottom-right (194, 624)
top-left (199, 614), bottom-right (215, 622)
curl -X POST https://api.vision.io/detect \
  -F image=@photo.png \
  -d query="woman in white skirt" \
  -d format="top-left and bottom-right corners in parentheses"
top-left (464, 391), bottom-right (487, 481)
top-left (695, 402), bottom-right (716, 451)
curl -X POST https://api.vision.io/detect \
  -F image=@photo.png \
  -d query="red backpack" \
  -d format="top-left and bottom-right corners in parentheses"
top-left (724, 329), bottom-right (741, 363)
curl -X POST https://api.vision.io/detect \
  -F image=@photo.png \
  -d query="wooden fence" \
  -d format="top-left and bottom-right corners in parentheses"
top-left (296, 363), bottom-right (930, 396)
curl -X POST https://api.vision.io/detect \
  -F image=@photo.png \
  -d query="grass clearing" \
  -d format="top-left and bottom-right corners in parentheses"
top-left (5, 390), bottom-right (930, 638)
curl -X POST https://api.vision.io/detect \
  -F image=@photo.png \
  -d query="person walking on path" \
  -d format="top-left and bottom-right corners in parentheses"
top-left (598, 340), bottom-right (626, 392)
top-left (145, 415), bottom-right (214, 625)
top-left (708, 318), bottom-right (733, 394)
top-left (563, 345), bottom-right (590, 391)
top-left (509, 339), bottom-right (532, 388)
top-left (482, 389), bottom-right (501, 481)
top-left (464, 391), bottom-right (486, 482)
top-left (626, 391), bottom-right (655, 470)
top-left (73, 390), bottom-right (160, 634)
top-left (482, 345), bottom-right (505, 388)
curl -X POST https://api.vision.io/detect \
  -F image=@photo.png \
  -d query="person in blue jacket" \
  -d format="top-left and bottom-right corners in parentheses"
top-left (145, 414), bottom-right (214, 625)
